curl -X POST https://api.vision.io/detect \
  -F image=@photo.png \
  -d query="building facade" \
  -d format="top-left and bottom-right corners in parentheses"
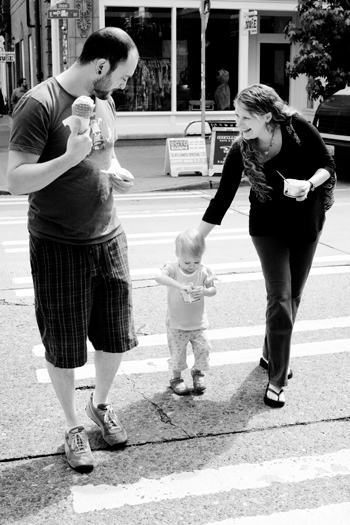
top-left (1, 0), bottom-right (316, 137)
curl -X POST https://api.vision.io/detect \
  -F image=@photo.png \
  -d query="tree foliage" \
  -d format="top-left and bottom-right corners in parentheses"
top-left (285, 0), bottom-right (350, 100)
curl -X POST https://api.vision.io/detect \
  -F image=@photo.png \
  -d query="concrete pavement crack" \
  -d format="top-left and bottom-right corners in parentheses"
top-left (1, 415), bottom-right (350, 464)
top-left (0, 298), bottom-right (29, 306)
top-left (124, 374), bottom-right (192, 438)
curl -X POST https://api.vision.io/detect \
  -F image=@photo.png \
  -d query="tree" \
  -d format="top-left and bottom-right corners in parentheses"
top-left (285, 0), bottom-right (350, 100)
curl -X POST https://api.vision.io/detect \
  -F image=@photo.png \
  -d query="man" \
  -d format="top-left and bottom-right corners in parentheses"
top-left (6, 28), bottom-right (139, 473)
top-left (11, 77), bottom-right (28, 112)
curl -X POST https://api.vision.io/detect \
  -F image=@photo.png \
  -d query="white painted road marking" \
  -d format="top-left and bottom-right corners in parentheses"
top-left (2, 228), bottom-right (248, 246)
top-left (13, 263), bottom-right (350, 295)
top-left (205, 502), bottom-right (350, 525)
top-left (35, 337), bottom-right (350, 383)
top-left (71, 448), bottom-right (350, 513)
top-left (32, 315), bottom-right (350, 356)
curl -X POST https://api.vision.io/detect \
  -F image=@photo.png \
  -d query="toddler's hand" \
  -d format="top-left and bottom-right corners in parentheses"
top-left (181, 283), bottom-right (193, 293)
top-left (190, 286), bottom-right (205, 299)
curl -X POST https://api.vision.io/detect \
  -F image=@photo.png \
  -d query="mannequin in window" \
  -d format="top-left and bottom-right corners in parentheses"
top-left (214, 68), bottom-right (230, 110)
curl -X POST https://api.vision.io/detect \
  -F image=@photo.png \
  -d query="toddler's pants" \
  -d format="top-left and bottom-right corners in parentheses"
top-left (166, 319), bottom-right (211, 372)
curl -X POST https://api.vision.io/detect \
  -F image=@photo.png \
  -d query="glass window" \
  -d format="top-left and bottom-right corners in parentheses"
top-left (105, 7), bottom-right (171, 111)
top-left (260, 44), bottom-right (290, 102)
top-left (176, 9), bottom-right (239, 112)
top-left (260, 16), bottom-right (291, 34)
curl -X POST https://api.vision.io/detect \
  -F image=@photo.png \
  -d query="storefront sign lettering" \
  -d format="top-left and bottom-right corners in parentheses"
top-left (244, 11), bottom-right (258, 35)
top-left (209, 124), bottom-right (239, 176)
top-left (165, 137), bottom-right (208, 177)
top-left (0, 52), bottom-right (15, 63)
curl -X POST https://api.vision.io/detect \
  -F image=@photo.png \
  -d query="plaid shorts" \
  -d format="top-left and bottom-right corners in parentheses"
top-left (30, 232), bottom-right (138, 368)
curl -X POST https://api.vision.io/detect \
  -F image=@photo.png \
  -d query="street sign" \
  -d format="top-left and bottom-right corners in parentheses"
top-left (56, 2), bottom-right (70, 7)
top-left (48, 8), bottom-right (79, 19)
top-left (0, 52), bottom-right (15, 63)
top-left (244, 11), bottom-right (258, 35)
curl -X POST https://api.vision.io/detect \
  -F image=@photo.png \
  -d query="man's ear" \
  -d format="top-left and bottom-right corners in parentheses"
top-left (96, 60), bottom-right (106, 75)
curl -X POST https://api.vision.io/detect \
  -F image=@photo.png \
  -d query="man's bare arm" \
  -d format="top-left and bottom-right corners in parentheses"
top-left (6, 120), bottom-right (92, 195)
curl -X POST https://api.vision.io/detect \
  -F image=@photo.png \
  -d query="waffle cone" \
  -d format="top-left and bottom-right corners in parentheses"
top-left (72, 96), bottom-right (95, 119)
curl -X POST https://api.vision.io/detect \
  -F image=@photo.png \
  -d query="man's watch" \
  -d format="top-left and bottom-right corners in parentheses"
top-left (308, 180), bottom-right (315, 192)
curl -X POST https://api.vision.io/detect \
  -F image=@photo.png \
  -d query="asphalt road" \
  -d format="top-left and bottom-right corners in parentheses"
top-left (1, 186), bottom-right (350, 524)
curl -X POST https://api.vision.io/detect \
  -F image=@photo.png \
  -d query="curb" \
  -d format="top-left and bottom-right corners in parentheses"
top-left (146, 176), bottom-right (250, 193)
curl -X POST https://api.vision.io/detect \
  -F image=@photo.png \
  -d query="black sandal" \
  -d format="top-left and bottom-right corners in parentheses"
top-left (264, 385), bottom-right (285, 408)
top-left (259, 357), bottom-right (293, 380)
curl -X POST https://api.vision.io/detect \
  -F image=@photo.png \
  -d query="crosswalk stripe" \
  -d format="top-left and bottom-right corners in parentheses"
top-left (35, 338), bottom-right (350, 383)
top-left (4, 233), bottom-right (249, 252)
top-left (204, 502), bottom-right (350, 525)
top-left (10, 264), bottom-right (350, 294)
top-left (10, 255), bottom-right (350, 288)
top-left (1, 229), bottom-right (247, 247)
top-left (32, 316), bottom-right (350, 356)
top-left (70, 448), bottom-right (350, 513)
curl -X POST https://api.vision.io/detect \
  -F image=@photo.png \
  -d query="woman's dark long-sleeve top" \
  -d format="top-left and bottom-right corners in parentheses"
top-left (202, 114), bottom-right (336, 244)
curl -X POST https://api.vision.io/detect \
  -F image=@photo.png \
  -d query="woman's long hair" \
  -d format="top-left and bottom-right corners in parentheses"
top-left (234, 84), bottom-right (297, 201)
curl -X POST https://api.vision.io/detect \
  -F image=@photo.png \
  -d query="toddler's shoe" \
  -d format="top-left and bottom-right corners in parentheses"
top-left (191, 369), bottom-right (206, 392)
top-left (169, 377), bottom-right (190, 395)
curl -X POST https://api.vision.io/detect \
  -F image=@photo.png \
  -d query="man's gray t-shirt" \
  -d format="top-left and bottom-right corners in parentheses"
top-left (9, 77), bottom-right (122, 244)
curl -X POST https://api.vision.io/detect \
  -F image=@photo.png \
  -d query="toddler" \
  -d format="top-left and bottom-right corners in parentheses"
top-left (155, 229), bottom-right (217, 395)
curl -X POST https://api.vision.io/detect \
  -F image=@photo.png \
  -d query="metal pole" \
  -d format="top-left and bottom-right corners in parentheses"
top-left (34, 0), bottom-right (43, 82)
top-left (200, 2), bottom-right (206, 139)
top-left (51, 0), bottom-right (60, 76)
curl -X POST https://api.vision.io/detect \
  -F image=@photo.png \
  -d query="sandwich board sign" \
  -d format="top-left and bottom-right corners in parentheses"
top-left (165, 137), bottom-right (208, 177)
top-left (209, 121), bottom-right (239, 176)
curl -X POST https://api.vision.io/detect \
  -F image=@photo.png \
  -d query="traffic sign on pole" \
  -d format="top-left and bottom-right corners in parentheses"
top-left (48, 8), bottom-right (79, 19)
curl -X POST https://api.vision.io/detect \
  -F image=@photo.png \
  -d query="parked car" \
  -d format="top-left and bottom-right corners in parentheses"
top-left (313, 86), bottom-right (350, 175)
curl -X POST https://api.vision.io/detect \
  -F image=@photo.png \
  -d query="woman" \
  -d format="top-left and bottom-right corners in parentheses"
top-left (198, 84), bottom-right (336, 408)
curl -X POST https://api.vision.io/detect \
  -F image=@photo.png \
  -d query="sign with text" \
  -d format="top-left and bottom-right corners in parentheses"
top-left (165, 137), bottom-right (208, 177)
top-left (244, 11), bottom-right (258, 35)
top-left (0, 52), bottom-right (15, 63)
top-left (209, 123), bottom-right (239, 176)
top-left (48, 8), bottom-right (79, 18)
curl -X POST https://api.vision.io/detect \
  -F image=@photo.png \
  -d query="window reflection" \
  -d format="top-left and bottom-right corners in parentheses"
top-left (177, 8), bottom-right (239, 112)
top-left (106, 7), bottom-right (171, 111)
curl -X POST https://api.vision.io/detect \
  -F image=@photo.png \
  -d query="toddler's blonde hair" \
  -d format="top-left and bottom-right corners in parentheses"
top-left (175, 229), bottom-right (205, 258)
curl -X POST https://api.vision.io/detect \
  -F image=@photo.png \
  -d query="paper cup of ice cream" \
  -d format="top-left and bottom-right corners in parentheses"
top-left (283, 179), bottom-right (304, 198)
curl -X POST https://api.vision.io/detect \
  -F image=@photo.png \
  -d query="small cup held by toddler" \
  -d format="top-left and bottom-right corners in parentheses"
top-left (180, 282), bottom-right (193, 303)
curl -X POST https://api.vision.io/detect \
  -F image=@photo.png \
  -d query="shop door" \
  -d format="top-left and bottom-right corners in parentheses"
top-left (260, 43), bottom-right (290, 102)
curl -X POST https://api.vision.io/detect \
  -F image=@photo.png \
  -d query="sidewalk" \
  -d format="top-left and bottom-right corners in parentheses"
top-left (0, 115), bottom-right (230, 195)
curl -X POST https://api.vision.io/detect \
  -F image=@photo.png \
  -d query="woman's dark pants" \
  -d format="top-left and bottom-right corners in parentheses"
top-left (251, 234), bottom-right (321, 388)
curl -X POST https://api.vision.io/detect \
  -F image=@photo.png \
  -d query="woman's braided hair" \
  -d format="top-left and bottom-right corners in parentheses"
top-left (233, 84), bottom-right (297, 202)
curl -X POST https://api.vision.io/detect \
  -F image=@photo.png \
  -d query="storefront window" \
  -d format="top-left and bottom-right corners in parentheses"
top-left (260, 16), bottom-right (291, 34)
top-left (176, 8), bottom-right (239, 112)
top-left (105, 7), bottom-right (238, 113)
top-left (105, 7), bottom-right (171, 111)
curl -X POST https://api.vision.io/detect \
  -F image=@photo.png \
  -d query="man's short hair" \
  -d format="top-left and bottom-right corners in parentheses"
top-left (78, 27), bottom-right (138, 72)
top-left (18, 78), bottom-right (27, 87)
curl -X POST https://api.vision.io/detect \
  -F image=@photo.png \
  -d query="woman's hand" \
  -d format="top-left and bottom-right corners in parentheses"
top-left (295, 180), bottom-right (313, 202)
